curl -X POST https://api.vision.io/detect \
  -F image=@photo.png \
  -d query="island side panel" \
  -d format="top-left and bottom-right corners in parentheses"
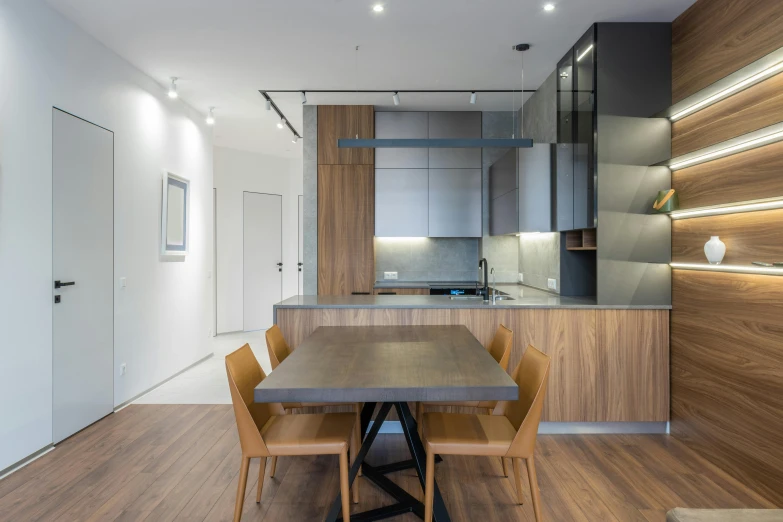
top-left (275, 307), bottom-right (669, 422)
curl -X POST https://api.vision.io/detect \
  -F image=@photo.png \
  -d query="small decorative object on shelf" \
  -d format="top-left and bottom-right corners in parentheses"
top-left (704, 236), bottom-right (726, 265)
top-left (652, 189), bottom-right (679, 213)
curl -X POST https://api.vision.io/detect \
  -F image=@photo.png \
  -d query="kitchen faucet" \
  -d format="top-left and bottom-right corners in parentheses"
top-left (479, 258), bottom-right (489, 301)
top-left (491, 268), bottom-right (496, 304)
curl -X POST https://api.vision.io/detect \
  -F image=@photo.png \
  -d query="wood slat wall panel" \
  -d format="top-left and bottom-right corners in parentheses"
top-left (671, 270), bottom-right (783, 505)
top-left (671, 208), bottom-right (783, 265)
top-left (317, 105), bottom-right (374, 165)
top-left (672, 0), bottom-right (783, 103)
top-left (671, 73), bottom-right (783, 157)
top-left (275, 307), bottom-right (669, 422)
top-left (672, 140), bottom-right (783, 209)
top-left (317, 165), bottom-right (375, 295)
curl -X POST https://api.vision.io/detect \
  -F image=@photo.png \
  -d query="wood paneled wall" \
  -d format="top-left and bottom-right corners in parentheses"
top-left (275, 307), bottom-right (670, 423)
top-left (672, 0), bottom-right (783, 103)
top-left (671, 0), bottom-right (783, 506)
top-left (317, 106), bottom-right (375, 295)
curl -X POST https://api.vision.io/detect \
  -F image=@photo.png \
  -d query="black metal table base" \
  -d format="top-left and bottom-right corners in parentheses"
top-left (325, 402), bottom-right (451, 522)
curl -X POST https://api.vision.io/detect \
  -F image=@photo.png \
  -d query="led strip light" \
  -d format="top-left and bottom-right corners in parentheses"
top-left (670, 198), bottom-right (783, 219)
top-left (670, 61), bottom-right (783, 121)
top-left (669, 129), bottom-right (783, 170)
top-left (671, 263), bottom-right (783, 276)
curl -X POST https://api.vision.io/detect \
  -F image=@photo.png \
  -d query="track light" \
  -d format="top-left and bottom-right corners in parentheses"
top-left (292, 135), bottom-right (299, 144)
top-left (277, 118), bottom-right (285, 130)
top-left (168, 77), bottom-right (178, 99)
top-left (392, 92), bottom-right (400, 106)
top-left (265, 98), bottom-right (272, 110)
top-left (470, 92), bottom-right (477, 104)
top-left (206, 107), bottom-right (215, 125)
top-left (300, 91), bottom-right (307, 105)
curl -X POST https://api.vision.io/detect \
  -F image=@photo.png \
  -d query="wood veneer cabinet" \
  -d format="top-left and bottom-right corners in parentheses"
top-left (317, 105), bottom-right (374, 165)
top-left (275, 307), bottom-right (669, 423)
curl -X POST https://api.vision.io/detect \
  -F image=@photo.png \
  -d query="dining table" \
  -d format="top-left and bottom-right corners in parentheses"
top-left (254, 325), bottom-right (518, 522)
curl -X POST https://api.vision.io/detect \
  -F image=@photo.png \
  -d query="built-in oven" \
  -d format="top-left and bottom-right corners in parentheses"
top-left (429, 285), bottom-right (480, 296)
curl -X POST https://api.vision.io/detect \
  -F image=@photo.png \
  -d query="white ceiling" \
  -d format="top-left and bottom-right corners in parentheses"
top-left (46, 0), bottom-right (695, 159)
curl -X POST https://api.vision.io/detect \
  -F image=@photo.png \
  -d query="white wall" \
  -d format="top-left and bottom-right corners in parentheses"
top-left (0, 0), bottom-right (213, 471)
top-left (214, 146), bottom-right (302, 334)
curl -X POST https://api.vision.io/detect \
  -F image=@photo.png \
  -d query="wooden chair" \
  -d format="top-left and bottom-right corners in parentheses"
top-left (421, 345), bottom-right (551, 522)
top-left (416, 324), bottom-right (513, 472)
top-left (226, 344), bottom-right (358, 522)
top-left (265, 325), bottom-right (363, 477)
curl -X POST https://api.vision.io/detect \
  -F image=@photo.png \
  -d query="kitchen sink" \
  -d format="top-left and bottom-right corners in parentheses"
top-left (492, 295), bottom-right (515, 301)
top-left (449, 295), bottom-right (485, 300)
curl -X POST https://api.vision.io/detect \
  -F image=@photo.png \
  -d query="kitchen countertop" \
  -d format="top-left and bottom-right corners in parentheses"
top-left (275, 284), bottom-right (672, 310)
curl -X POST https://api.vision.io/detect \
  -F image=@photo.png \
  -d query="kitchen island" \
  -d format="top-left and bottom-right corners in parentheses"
top-left (273, 287), bottom-right (670, 429)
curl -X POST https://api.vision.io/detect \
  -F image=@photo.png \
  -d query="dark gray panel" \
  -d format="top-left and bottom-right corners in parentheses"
top-left (489, 148), bottom-right (516, 200)
top-left (428, 169), bottom-right (482, 237)
top-left (429, 112), bottom-right (482, 168)
top-left (518, 144), bottom-right (553, 233)
top-left (375, 169), bottom-right (429, 237)
top-left (554, 143), bottom-right (574, 231)
top-left (597, 116), bottom-right (671, 166)
top-left (375, 112), bottom-right (429, 168)
top-left (596, 23), bottom-right (672, 118)
top-left (559, 236), bottom-right (597, 298)
top-left (490, 189), bottom-right (518, 236)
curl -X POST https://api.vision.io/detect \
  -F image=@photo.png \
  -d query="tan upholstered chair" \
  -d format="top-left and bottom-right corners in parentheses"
top-left (416, 324), bottom-right (513, 472)
top-left (226, 344), bottom-right (358, 522)
top-left (421, 345), bottom-right (551, 522)
top-left (265, 325), bottom-right (362, 477)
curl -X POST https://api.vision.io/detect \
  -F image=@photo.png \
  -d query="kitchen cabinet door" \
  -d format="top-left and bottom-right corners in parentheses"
top-left (428, 112), bottom-right (482, 169)
top-left (375, 169), bottom-right (429, 237)
top-left (428, 169), bottom-right (482, 237)
top-left (375, 112), bottom-right (429, 169)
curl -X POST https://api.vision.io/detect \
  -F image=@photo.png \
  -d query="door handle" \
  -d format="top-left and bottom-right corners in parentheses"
top-left (54, 281), bottom-right (75, 289)
top-left (298, 262), bottom-right (303, 272)
top-left (277, 262), bottom-right (283, 273)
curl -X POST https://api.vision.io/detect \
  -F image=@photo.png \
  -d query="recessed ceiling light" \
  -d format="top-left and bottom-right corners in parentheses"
top-left (373, 4), bottom-right (384, 12)
top-left (543, 3), bottom-right (555, 11)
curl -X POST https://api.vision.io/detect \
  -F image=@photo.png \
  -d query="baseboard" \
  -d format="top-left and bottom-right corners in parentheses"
top-left (0, 445), bottom-right (55, 481)
top-left (370, 421), bottom-right (669, 435)
top-left (114, 353), bottom-right (214, 411)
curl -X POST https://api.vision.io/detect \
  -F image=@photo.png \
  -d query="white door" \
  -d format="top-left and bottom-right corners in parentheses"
top-left (298, 195), bottom-right (304, 295)
top-left (243, 192), bottom-right (282, 331)
top-left (52, 109), bottom-right (114, 443)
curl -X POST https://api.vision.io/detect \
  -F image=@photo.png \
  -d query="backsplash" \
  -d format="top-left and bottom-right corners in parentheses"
top-left (519, 233), bottom-right (560, 294)
top-left (374, 238), bottom-right (480, 282)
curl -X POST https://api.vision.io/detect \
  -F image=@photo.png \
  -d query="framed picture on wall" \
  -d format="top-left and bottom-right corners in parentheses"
top-left (161, 171), bottom-right (189, 256)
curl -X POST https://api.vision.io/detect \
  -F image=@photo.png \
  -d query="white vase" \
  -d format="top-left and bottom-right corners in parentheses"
top-left (704, 236), bottom-right (726, 265)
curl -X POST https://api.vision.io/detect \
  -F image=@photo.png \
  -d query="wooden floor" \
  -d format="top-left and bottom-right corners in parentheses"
top-left (0, 405), bottom-right (775, 522)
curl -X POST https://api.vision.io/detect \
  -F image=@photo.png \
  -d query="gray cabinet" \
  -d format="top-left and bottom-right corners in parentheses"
top-left (375, 169), bottom-right (429, 237)
top-left (428, 112), bottom-right (482, 168)
top-left (375, 112), bottom-right (429, 169)
top-left (489, 144), bottom-right (553, 235)
top-left (428, 169), bottom-right (482, 237)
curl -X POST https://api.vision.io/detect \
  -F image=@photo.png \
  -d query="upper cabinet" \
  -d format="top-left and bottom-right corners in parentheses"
top-left (374, 111), bottom-right (482, 238)
top-left (429, 169), bottom-right (482, 237)
top-left (375, 112), bottom-right (428, 168)
top-left (554, 26), bottom-right (596, 231)
top-left (428, 112), bottom-right (482, 169)
top-left (317, 105), bottom-right (374, 165)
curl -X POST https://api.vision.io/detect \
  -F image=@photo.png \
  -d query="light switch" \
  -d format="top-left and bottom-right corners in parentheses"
top-left (119, 277), bottom-right (127, 288)
top-left (547, 278), bottom-right (557, 291)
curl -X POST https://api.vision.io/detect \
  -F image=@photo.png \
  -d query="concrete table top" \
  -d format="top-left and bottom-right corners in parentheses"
top-left (254, 325), bottom-right (518, 403)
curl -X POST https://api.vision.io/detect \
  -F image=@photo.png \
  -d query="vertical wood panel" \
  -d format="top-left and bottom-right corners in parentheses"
top-left (671, 270), bottom-right (783, 505)
top-left (672, 0), bottom-right (783, 103)
top-left (317, 105), bottom-right (374, 165)
top-left (671, 73), bottom-right (783, 156)
top-left (672, 140), bottom-right (783, 209)
top-left (317, 165), bottom-right (374, 295)
top-left (274, 307), bottom-right (667, 423)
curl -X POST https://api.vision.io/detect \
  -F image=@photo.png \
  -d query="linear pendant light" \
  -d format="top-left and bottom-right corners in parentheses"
top-left (339, 138), bottom-right (534, 148)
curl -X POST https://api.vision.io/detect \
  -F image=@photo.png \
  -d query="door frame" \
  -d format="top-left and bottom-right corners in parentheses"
top-left (51, 107), bottom-right (115, 440)
top-left (298, 194), bottom-right (304, 295)
top-left (241, 191), bottom-right (283, 331)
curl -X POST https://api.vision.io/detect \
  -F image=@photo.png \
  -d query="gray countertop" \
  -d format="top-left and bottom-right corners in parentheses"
top-left (275, 284), bottom-right (672, 310)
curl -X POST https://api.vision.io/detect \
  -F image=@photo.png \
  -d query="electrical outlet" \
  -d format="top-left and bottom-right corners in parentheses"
top-left (120, 363), bottom-right (127, 376)
top-left (384, 271), bottom-right (398, 280)
top-left (547, 278), bottom-right (557, 291)
top-left (518, 273), bottom-right (524, 283)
